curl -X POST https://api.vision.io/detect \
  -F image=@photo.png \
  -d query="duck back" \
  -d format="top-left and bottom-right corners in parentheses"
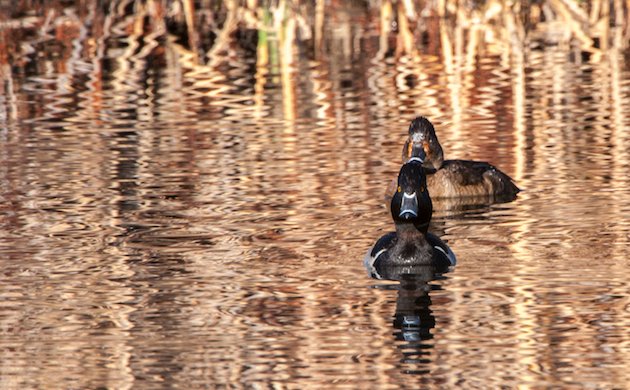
top-left (427, 160), bottom-right (520, 198)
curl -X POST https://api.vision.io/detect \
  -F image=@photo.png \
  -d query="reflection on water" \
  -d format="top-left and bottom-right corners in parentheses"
top-left (1, 1), bottom-right (630, 388)
top-left (367, 260), bottom-right (451, 376)
top-left (392, 273), bottom-right (443, 376)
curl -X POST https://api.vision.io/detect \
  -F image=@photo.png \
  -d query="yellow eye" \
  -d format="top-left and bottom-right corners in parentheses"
top-left (397, 186), bottom-right (402, 193)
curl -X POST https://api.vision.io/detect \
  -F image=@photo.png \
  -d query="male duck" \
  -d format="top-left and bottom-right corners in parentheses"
top-left (400, 117), bottom-right (520, 199)
top-left (365, 159), bottom-right (456, 277)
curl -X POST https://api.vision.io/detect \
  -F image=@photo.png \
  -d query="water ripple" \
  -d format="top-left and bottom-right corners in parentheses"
top-left (0, 2), bottom-right (629, 389)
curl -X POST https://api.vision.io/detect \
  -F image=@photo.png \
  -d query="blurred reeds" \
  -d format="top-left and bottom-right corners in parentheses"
top-left (1, 0), bottom-right (628, 71)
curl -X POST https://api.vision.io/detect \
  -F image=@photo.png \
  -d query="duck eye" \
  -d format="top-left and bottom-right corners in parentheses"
top-left (420, 185), bottom-right (425, 192)
top-left (397, 186), bottom-right (402, 193)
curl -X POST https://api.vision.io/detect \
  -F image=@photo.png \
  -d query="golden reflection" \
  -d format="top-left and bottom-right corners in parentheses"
top-left (0, 1), bottom-right (629, 388)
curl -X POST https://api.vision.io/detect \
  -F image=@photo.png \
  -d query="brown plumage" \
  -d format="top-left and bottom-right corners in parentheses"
top-left (397, 117), bottom-right (520, 199)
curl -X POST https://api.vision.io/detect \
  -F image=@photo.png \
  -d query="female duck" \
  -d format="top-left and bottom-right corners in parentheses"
top-left (401, 117), bottom-right (520, 199)
top-left (365, 159), bottom-right (456, 277)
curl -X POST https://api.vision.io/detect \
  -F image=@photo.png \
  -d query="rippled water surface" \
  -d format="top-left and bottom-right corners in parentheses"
top-left (1, 2), bottom-right (629, 388)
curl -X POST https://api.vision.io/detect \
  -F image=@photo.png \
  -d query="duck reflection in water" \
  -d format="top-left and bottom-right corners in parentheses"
top-left (370, 264), bottom-right (450, 375)
top-left (365, 235), bottom-right (452, 375)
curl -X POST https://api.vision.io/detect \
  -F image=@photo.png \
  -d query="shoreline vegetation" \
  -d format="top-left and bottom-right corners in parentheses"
top-left (1, 0), bottom-right (628, 71)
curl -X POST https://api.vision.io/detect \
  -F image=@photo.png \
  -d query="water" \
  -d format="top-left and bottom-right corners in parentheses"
top-left (1, 2), bottom-right (629, 388)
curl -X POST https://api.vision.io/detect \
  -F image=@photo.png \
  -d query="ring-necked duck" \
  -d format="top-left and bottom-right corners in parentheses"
top-left (400, 117), bottom-right (520, 199)
top-left (364, 159), bottom-right (456, 276)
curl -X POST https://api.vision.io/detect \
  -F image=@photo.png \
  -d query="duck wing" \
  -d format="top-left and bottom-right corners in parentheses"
top-left (435, 160), bottom-right (520, 197)
top-left (363, 232), bottom-right (397, 277)
top-left (426, 233), bottom-right (456, 268)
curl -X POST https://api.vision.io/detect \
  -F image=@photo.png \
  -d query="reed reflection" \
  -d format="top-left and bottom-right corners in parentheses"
top-left (0, 1), bottom-right (629, 388)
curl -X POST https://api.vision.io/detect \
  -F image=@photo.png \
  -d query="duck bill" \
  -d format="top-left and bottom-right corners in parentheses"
top-left (407, 143), bottom-right (427, 163)
top-left (399, 192), bottom-right (419, 220)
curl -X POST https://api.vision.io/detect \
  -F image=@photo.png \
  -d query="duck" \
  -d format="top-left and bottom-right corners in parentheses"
top-left (398, 116), bottom-right (520, 199)
top-left (364, 158), bottom-right (456, 278)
